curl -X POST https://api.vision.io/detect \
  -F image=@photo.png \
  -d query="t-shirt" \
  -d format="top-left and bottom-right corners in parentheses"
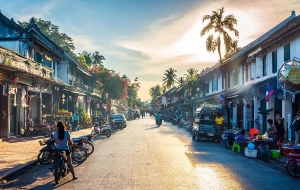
top-left (250, 128), bottom-right (259, 138)
top-left (215, 117), bottom-right (224, 125)
top-left (73, 115), bottom-right (79, 121)
top-left (53, 131), bottom-right (70, 150)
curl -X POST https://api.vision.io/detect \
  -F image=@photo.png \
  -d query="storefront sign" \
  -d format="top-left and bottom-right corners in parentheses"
top-left (286, 68), bottom-right (300, 84)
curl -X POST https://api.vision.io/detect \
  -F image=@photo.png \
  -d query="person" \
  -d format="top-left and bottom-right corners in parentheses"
top-left (274, 114), bottom-right (285, 143)
top-left (141, 110), bottom-right (144, 119)
top-left (73, 113), bottom-right (79, 131)
top-left (214, 113), bottom-right (224, 133)
top-left (52, 122), bottom-right (78, 180)
top-left (267, 119), bottom-right (277, 139)
top-left (291, 111), bottom-right (300, 145)
top-left (155, 111), bottom-right (162, 125)
top-left (249, 126), bottom-right (259, 139)
top-left (235, 129), bottom-right (250, 144)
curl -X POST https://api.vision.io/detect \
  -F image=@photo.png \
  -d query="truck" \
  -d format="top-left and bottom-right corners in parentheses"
top-left (192, 104), bottom-right (227, 142)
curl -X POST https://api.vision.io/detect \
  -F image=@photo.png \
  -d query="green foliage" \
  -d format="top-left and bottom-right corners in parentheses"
top-left (162, 68), bottom-right (177, 89)
top-left (200, 7), bottom-right (239, 63)
top-left (18, 18), bottom-right (75, 56)
top-left (57, 109), bottom-right (68, 112)
top-left (149, 85), bottom-right (163, 107)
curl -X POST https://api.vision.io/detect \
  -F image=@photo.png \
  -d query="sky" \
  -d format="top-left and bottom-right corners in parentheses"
top-left (1, 0), bottom-right (300, 101)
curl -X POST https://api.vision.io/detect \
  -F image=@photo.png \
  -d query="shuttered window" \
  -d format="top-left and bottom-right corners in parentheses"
top-left (222, 74), bottom-right (225, 89)
top-left (205, 82), bottom-right (209, 93)
top-left (241, 64), bottom-right (244, 85)
top-left (272, 50), bottom-right (277, 73)
top-left (263, 55), bottom-right (267, 76)
top-left (284, 43), bottom-right (290, 62)
top-left (256, 57), bottom-right (263, 77)
top-left (227, 71), bottom-right (230, 88)
top-left (251, 62), bottom-right (256, 79)
top-left (212, 78), bottom-right (218, 92)
top-left (245, 64), bottom-right (248, 82)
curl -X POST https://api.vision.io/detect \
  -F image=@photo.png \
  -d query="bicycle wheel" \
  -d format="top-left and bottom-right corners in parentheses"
top-left (287, 159), bottom-right (300, 178)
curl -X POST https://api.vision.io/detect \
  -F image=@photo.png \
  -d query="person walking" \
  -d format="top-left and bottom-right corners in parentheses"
top-left (141, 110), bottom-right (144, 119)
top-left (73, 112), bottom-right (79, 131)
top-left (291, 111), bottom-right (300, 145)
top-left (274, 114), bottom-right (285, 143)
top-left (53, 122), bottom-right (78, 180)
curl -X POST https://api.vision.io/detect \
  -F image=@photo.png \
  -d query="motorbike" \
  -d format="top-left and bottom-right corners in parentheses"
top-left (72, 135), bottom-right (95, 155)
top-left (156, 119), bottom-right (162, 127)
top-left (92, 122), bottom-right (112, 138)
top-left (222, 128), bottom-right (239, 148)
top-left (37, 136), bottom-right (56, 164)
top-left (24, 119), bottom-right (51, 137)
top-left (184, 122), bottom-right (193, 134)
top-left (70, 143), bottom-right (88, 162)
top-left (52, 149), bottom-right (69, 184)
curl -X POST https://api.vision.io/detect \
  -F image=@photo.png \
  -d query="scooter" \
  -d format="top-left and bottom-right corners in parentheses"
top-left (92, 122), bottom-right (112, 138)
top-left (222, 128), bottom-right (239, 149)
top-left (156, 119), bottom-right (162, 127)
top-left (24, 119), bottom-right (51, 137)
top-left (52, 149), bottom-right (69, 184)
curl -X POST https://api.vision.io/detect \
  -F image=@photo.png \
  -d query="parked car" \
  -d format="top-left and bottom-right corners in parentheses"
top-left (111, 114), bottom-right (127, 129)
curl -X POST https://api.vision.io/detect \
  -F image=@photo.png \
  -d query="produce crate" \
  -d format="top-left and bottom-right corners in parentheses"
top-left (245, 148), bottom-right (257, 158)
top-left (270, 150), bottom-right (280, 158)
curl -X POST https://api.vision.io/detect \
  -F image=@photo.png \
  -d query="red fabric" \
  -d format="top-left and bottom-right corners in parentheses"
top-left (250, 128), bottom-right (259, 139)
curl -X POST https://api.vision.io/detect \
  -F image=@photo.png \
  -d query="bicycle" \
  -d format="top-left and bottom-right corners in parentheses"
top-left (285, 151), bottom-right (300, 178)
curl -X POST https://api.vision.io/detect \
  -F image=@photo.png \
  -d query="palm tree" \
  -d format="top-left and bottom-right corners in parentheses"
top-left (177, 76), bottom-right (185, 84)
top-left (200, 7), bottom-right (239, 63)
top-left (162, 68), bottom-right (177, 89)
top-left (185, 68), bottom-right (198, 81)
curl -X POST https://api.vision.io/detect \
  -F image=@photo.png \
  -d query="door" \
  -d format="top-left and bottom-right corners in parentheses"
top-left (10, 94), bottom-right (16, 135)
top-left (0, 94), bottom-right (9, 138)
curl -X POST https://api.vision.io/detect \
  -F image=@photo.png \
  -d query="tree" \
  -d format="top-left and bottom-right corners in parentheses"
top-left (223, 39), bottom-right (241, 60)
top-left (149, 85), bottom-right (163, 107)
top-left (18, 18), bottom-right (76, 57)
top-left (92, 51), bottom-right (105, 65)
top-left (200, 7), bottom-right (239, 63)
top-left (177, 76), bottom-right (185, 84)
top-left (185, 68), bottom-right (198, 81)
top-left (162, 68), bottom-right (177, 89)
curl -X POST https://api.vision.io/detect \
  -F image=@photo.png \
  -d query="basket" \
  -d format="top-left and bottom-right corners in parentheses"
top-left (39, 139), bottom-right (46, 146)
top-left (270, 150), bottom-right (280, 158)
top-left (245, 148), bottom-right (257, 158)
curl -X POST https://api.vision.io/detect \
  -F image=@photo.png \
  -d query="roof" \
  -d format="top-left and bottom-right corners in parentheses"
top-left (231, 11), bottom-right (297, 61)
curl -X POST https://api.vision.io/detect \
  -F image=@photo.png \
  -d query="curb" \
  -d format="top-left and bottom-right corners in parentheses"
top-left (0, 159), bottom-right (38, 184)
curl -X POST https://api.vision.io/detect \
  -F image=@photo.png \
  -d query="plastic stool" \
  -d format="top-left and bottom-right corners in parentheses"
top-left (232, 141), bottom-right (241, 152)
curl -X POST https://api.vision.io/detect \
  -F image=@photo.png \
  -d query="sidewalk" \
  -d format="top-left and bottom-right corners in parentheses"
top-left (0, 127), bottom-right (92, 183)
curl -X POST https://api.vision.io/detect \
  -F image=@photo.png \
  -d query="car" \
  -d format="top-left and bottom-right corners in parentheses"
top-left (111, 114), bottom-right (127, 129)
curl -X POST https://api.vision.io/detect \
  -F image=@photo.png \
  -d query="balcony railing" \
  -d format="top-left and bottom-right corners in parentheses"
top-left (0, 47), bottom-right (54, 79)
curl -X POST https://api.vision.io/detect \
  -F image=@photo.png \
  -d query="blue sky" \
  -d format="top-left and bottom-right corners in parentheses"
top-left (1, 0), bottom-right (300, 100)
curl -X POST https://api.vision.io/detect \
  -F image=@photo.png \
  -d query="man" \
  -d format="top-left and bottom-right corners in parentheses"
top-left (141, 110), bottom-right (144, 119)
top-left (73, 112), bottom-right (79, 131)
top-left (215, 113), bottom-right (224, 133)
top-left (274, 114), bottom-right (285, 143)
top-left (235, 129), bottom-right (250, 144)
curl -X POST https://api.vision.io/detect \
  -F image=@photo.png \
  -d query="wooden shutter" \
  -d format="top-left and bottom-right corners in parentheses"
top-left (251, 62), bottom-right (256, 79)
top-left (256, 57), bottom-right (263, 77)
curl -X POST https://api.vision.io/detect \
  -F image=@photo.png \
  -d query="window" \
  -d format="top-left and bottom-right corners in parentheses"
top-left (233, 69), bottom-right (238, 86)
top-left (272, 50), bottom-right (277, 73)
top-left (222, 74), bottom-right (225, 89)
top-left (263, 55), bottom-right (267, 76)
top-left (205, 82), bottom-right (209, 93)
top-left (245, 64), bottom-right (248, 82)
top-left (284, 43), bottom-right (290, 62)
top-left (212, 78), bottom-right (218, 92)
top-left (251, 62), bottom-right (256, 79)
top-left (241, 64), bottom-right (244, 85)
top-left (227, 71), bottom-right (230, 88)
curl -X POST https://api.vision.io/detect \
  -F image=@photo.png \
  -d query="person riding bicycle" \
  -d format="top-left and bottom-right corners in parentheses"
top-left (53, 122), bottom-right (78, 180)
top-left (155, 111), bottom-right (162, 125)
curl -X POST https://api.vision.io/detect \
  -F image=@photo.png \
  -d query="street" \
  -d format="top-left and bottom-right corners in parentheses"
top-left (2, 115), bottom-right (299, 190)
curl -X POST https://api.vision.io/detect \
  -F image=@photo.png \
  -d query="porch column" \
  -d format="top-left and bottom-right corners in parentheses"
top-left (253, 97), bottom-right (261, 131)
top-left (242, 99), bottom-right (247, 130)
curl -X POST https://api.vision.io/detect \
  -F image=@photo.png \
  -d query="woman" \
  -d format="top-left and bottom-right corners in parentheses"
top-left (267, 119), bottom-right (277, 139)
top-left (274, 114), bottom-right (285, 143)
top-left (53, 122), bottom-right (78, 180)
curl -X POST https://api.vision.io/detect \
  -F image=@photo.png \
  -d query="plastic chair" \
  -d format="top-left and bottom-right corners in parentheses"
top-left (232, 141), bottom-right (241, 152)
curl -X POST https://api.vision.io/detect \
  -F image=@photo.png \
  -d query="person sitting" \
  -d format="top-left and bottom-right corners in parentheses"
top-left (236, 129), bottom-right (250, 143)
top-left (267, 119), bottom-right (277, 139)
top-left (249, 126), bottom-right (259, 139)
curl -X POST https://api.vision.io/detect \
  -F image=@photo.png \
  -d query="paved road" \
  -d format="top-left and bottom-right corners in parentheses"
top-left (2, 115), bottom-right (299, 190)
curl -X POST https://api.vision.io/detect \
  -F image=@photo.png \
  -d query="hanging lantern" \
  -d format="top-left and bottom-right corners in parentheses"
top-left (12, 76), bottom-right (18, 84)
